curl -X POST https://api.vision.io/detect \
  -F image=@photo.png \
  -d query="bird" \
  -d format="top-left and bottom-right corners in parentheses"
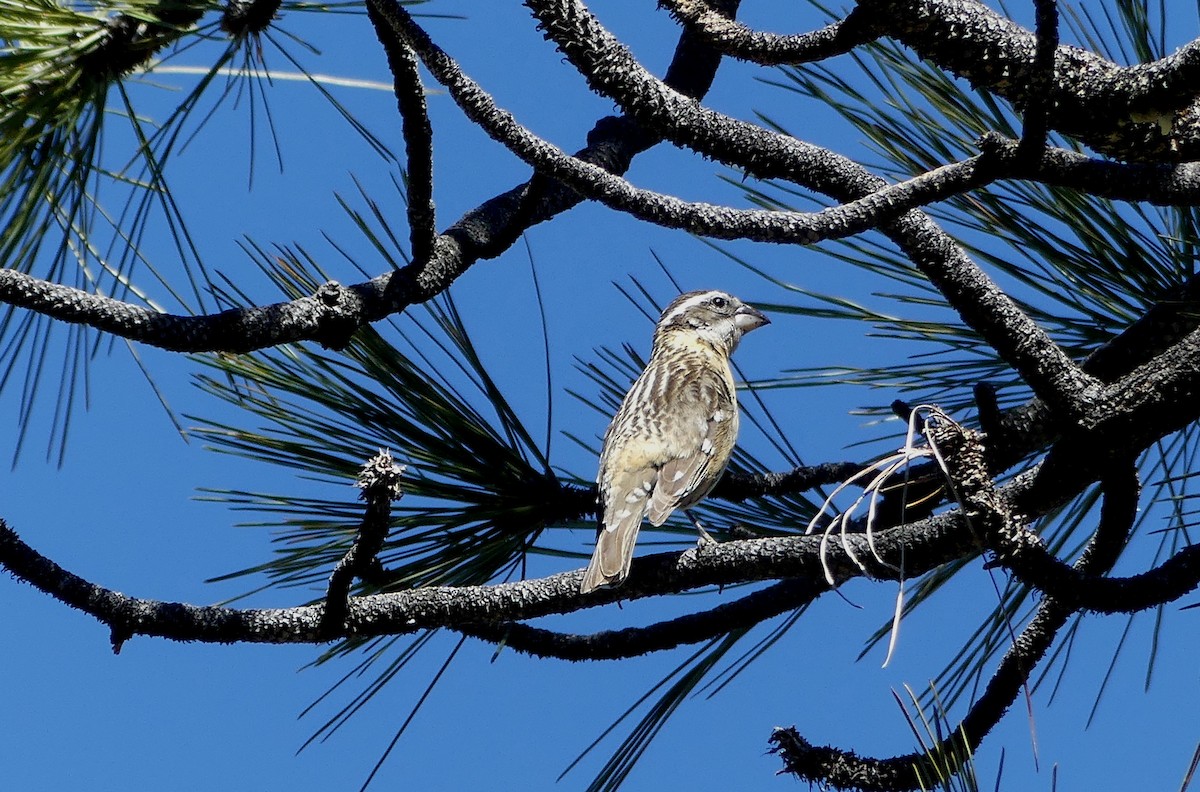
top-left (580, 289), bottom-right (769, 594)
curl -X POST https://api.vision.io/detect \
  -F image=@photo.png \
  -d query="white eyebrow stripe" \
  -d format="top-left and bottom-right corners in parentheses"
top-left (661, 291), bottom-right (727, 324)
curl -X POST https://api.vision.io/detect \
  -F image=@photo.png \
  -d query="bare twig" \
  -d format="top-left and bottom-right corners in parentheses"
top-left (367, 6), bottom-right (438, 263)
top-left (320, 451), bottom-right (406, 635)
top-left (1014, 0), bottom-right (1059, 159)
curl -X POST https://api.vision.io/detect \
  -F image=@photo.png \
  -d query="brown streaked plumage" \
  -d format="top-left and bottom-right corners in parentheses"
top-left (580, 290), bottom-right (769, 594)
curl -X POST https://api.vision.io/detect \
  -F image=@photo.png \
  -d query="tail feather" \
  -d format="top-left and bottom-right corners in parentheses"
top-left (580, 508), bottom-right (645, 594)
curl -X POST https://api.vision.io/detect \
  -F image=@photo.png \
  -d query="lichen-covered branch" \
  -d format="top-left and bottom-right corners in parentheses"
top-left (367, 5), bottom-right (438, 264)
top-left (668, 0), bottom-right (1200, 161)
top-left (524, 0), bottom-right (1100, 418)
top-left (456, 578), bottom-right (818, 661)
top-left (660, 0), bottom-right (882, 64)
top-left (855, 0), bottom-right (1200, 162)
top-left (771, 458), bottom-right (1140, 790)
top-left (320, 452), bottom-right (407, 635)
top-left (0, 511), bottom-right (980, 648)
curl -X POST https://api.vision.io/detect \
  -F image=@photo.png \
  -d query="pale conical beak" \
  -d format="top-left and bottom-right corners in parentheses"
top-left (733, 303), bottom-right (769, 333)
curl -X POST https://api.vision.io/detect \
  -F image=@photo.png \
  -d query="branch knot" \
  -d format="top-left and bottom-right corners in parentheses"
top-left (311, 280), bottom-right (361, 350)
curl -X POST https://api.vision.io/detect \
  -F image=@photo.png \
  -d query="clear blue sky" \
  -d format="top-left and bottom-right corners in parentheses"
top-left (2, 3), bottom-right (1197, 791)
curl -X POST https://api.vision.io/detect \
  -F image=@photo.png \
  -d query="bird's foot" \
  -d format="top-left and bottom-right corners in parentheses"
top-left (685, 510), bottom-right (718, 546)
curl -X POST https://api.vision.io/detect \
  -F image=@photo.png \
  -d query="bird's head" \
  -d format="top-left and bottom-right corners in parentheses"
top-left (653, 290), bottom-right (770, 354)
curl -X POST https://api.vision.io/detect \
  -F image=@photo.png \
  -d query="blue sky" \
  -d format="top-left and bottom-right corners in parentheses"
top-left (2, 2), bottom-right (1198, 790)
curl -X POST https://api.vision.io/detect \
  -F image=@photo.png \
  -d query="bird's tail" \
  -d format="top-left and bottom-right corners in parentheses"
top-left (580, 515), bottom-right (643, 594)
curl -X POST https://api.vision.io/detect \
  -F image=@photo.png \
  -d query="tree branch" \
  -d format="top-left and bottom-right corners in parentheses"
top-left (0, 503), bottom-right (981, 648)
top-left (367, 4), bottom-right (438, 265)
top-left (9, 326), bottom-right (1195, 653)
top-left (990, 525), bottom-right (1200, 614)
top-left (1014, 0), bottom-right (1058, 159)
top-left (660, 0), bottom-right (1200, 164)
top-left (659, 0), bottom-right (881, 64)
top-left (320, 452), bottom-right (406, 635)
top-left (523, 0), bottom-right (1100, 420)
top-left (0, 0), bottom-right (739, 355)
top-left (456, 578), bottom-right (818, 661)
top-left (374, 2), bottom-right (1017, 243)
top-left (980, 270), bottom-right (1200, 476)
top-left (662, 0), bottom-right (1200, 162)
top-left (771, 462), bottom-right (1138, 790)
top-left (855, 0), bottom-right (1200, 162)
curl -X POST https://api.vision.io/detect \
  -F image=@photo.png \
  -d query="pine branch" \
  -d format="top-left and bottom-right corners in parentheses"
top-left (320, 451), bottom-right (407, 635)
top-left (524, 0), bottom-right (1099, 419)
top-left (771, 461), bottom-right (1140, 791)
top-left (660, 0), bottom-right (882, 64)
top-left (665, 0), bottom-right (1200, 161)
top-left (456, 579), bottom-right (817, 661)
top-left (367, 4), bottom-right (438, 264)
top-left (0, 510), bottom-right (979, 650)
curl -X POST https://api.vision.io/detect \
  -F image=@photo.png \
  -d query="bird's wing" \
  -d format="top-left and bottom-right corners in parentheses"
top-left (582, 465), bottom-right (657, 592)
top-left (646, 371), bottom-right (737, 525)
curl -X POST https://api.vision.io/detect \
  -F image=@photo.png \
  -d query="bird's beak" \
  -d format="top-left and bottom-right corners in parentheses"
top-left (733, 303), bottom-right (770, 333)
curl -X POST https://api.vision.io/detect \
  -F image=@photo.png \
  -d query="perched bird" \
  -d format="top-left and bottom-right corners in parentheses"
top-left (580, 290), bottom-right (769, 594)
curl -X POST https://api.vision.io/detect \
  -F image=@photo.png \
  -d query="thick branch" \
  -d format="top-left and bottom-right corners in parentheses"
top-left (524, 0), bottom-right (1098, 419)
top-left (991, 528), bottom-right (1200, 613)
top-left (0, 1), bottom-right (737, 354)
top-left (665, 0), bottom-right (1200, 162)
top-left (981, 270), bottom-right (1200, 475)
top-left (1084, 325), bottom-right (1200, 447)
top-left (659, 0), bottom-right (881, 64)
top-left (368, 4), bottom-right (438, 264)
top-left (660, 0), bottom-right (1200, 168)
top-left (857, 0), bottom-right (1200, 162)
top-left (772, 463), bottom-right (1138, 790)
top-left (457, 578), bottom-right (817, 661)
top-left (0, 506), bottom-right (980, 647)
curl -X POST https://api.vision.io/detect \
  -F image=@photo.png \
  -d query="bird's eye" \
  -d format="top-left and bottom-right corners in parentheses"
top-left (710, 296), bottom-right (729, 310)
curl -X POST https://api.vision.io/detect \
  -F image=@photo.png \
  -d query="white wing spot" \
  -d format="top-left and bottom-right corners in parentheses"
top-left (615, 508), bottom-right (632, 519)
top-left (672, 470), bottom-right (686, 482)
top-left (701, 438), bottom-right (713, 454)
top-left (625, 492), bottom-right (641, 503)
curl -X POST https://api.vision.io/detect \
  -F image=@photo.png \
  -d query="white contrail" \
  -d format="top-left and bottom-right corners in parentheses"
top-left (146, 64), bottom-right (401, 93)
